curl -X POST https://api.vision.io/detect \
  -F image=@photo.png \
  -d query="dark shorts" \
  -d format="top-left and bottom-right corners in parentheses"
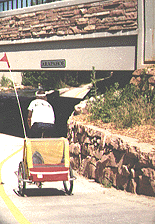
top-left (30, 122), bottom-right (55, 138)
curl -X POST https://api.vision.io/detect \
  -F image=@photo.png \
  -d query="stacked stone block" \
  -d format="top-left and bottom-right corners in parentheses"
top-left (0, 0), bottom-right (137, 41)
top-left (68, 120), bottom-right (155, 197)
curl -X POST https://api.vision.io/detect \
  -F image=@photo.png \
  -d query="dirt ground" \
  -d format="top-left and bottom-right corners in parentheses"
top-left (71, 114), bottom-right (155, 147)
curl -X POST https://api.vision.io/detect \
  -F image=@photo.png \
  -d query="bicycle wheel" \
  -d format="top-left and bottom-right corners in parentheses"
top-left (18, 162), bottom-right (26, 196)
top-left (63, 166), bottom-right (73, 195)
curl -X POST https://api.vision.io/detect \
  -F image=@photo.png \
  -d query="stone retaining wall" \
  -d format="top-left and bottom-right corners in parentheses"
top-left (0, 0), bottom-right (137, 41)
top-left (67, 120), bottom-right (155, 197)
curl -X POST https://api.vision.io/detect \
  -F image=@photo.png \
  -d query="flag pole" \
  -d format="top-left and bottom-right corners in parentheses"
top-left (9, 69), bottom-right (27, 139)
top-left (0, 53), bottom-right (27, 139)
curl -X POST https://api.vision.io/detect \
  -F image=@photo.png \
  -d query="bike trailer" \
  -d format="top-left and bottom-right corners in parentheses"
top-left (16, 137), bottom-right (74, 196)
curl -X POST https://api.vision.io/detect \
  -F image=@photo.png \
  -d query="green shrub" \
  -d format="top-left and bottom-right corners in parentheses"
top-left (88, 82), bottom-right (121, 123)
top-left (102, 179), bottom-right (112, 188)
top-left (22, 71), bottom-right (64, 90)
top-left (88, 81), bottom-right (155, 128)
top-left (22, 71), bottom-right (91, 90)
top-left (0, 75), bottom-right (13, 88)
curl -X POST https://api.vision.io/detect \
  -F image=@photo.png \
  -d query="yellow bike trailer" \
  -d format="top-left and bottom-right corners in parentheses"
top-left (16, 137), bottom-right (75, 196)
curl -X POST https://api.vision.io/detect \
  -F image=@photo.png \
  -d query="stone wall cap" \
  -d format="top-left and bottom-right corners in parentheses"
top-left (69, 120), bottom-right (155, 153)
top-left (113, 134), bottom-right (155, 153)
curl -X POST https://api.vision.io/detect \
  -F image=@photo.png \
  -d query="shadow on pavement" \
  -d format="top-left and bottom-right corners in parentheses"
top-left (14, 188), bottom-right (67, 197)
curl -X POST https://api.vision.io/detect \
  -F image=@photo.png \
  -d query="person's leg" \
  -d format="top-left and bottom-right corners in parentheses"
top-left (30, 123), bottom-right (55, 138)
top-left (42, 123), bottom-right (55, 138)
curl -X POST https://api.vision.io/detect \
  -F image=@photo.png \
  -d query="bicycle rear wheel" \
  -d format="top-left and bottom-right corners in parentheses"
top-left (63, 166), bottom-right (73, 195)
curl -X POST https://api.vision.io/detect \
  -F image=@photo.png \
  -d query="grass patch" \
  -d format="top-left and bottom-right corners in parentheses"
top-left (102, 179), bottom-right (113, 188)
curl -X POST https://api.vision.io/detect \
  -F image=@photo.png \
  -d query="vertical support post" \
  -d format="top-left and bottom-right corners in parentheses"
top-left (137, 0), bottom-right (145, 69)
top-left (144, 0), bottom-right (155, 63)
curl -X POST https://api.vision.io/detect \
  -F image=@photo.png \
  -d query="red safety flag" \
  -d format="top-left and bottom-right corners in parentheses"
top-left (0, 53), bottom-right (10, 68)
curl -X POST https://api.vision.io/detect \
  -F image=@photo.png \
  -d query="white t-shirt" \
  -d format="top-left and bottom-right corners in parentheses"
top-left (28, 99), bottom-right (55, 126)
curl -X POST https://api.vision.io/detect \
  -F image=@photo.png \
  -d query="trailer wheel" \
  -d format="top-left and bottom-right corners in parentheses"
top-left (18, 162), bottom-right (26, 196)
top-left (63, 166), bottom-right (73, 195)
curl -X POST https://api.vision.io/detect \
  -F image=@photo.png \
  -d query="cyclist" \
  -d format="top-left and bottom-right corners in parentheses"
top-left (27, 90), bottom-right (55, 138)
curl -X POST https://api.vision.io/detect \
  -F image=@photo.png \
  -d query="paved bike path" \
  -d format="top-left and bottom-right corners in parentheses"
top-left (0, 134), bottom-right (31, 224)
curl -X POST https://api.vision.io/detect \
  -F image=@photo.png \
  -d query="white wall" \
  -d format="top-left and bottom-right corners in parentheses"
top-left (0, 72), bottom-right (22, 85)
top-left (0, 34), bottom-right (137, 71)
